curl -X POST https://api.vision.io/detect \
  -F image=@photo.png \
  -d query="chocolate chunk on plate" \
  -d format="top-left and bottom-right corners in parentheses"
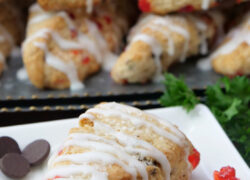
top-left (0, 136), bottom-right (21, 158)
top-left (0, 153), bottom-right (30, 178)
top-left (22, 139), bottom-right (50, 166)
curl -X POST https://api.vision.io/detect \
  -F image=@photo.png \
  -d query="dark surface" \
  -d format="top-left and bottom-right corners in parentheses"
top-left (0, 55), bottom-right (220, 100)
top-left (0, 153), bottom-right (30, 179)
top-left (22, 139), bottom-right (50, 166)
top-left (0, 136), bottom-right (21, 158)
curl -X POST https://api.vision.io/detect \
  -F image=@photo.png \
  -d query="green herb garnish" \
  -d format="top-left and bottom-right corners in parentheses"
top-left (159, 73), bottom-right (199, 112)
top-left (160, 73), bottom-right (250, 165)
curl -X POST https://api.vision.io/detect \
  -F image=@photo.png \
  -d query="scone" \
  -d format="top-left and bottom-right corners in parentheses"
top-left (38, 0), bottom-right (101, 13)
top-left (0, 1), bottom-right (23, 76)
top-left (211, 12), bottom-right (250, 76)
top-left (138, 0), bottom-right (249, 14)
top-left (111, 12), bottom-right (224, 84)
top-left (47, 102), bottom-right (200, 180)
top-left (22, 2), bottom-right (130, 90)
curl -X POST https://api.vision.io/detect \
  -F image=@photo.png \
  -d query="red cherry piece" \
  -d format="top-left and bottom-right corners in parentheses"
top-left (94, 21), bottom-right (103, 30)
top-left (72, 50), bottom-right (83, 56)
top-left (179, 5), bottom-right (195, 13)
top-left (104, 16), bottom-right (112, 24)
top-left (214, 171), bottom-right (221, 180)
top-left (57, 149), bottom-right (63, 156)
top-left (82, 57), bottom-right (90, 65)
top-left (213, 166), bottom-right (239, 180)
top-left (48, 175), bottom-right (63, 180)
top-left (236, 71), bottom-right (243, 76)
top-left (138, 0), bottom-right (151, 12)
top-left (122, 79), bottom-right (128, 85)
top-left (68, 12), bottom-right (75, 20)
top-left (236, 0), bottom-right (242, 4)
top-left (188, 148), bottom-right (200, 170)
top-left (220, 166), bottom-right (236, 178)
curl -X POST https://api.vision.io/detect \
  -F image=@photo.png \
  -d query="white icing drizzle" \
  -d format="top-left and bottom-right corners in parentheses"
top-left (86, 0), bottom-right (93, 14)
top-left (16, 67), bottom-right (29, 81)
top-left (209, 11), bottom-right (225, 44)
top-left (202, 0), bottom-right (211, 10)
top-left (34, 41), bottom-right (84, 91)
top-left (129, 15), bottom-right (193, 81)
top-left (152, 17), bottom-right (190, 62)
top-left (188, 15), bottom-right (208, 55)
top-left (131, 34), bottom-right (164, 82)
top-left (197, 13), bottom-right (249, 72)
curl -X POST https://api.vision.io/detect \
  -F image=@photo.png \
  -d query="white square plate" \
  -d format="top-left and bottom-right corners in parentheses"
top-left (0, 104), bottom-right (249, 180)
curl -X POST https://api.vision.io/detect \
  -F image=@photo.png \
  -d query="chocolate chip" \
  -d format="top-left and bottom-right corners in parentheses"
top-left (0, 136), bottom-right (21, 158)
top-left (0, 153), bottom-right (30, 178)
top-left (22, 139), bottom-right (50, 166)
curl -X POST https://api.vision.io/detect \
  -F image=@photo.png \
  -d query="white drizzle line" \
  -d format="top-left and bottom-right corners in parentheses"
top-left (86, 0), bottom-right (93, 14)
top-left (202, 0), bottom-right (211, 10)
top-left (129, 15), bottom-right (191, 81)
top-left (131, 34), bottom-right (164, 82)
top-left (188, 15), bottom-right (208, 55)
top-left (197, 13), bottom-right (249, 72)
top-left (34, 42), bottom-right (84, 91)
top-left (95, 102), bottom-right (187, 144)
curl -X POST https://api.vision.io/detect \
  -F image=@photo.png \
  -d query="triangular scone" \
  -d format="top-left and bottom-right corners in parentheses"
top-left (211, 13), bottom-right (250, 76)
top-left (0, 1), bottom-right (23, 76)
top-left (47, 102), bottom-right (200, 180)
top-left (111, 12), bottom-right (224, 84)
top-left (22, 2), bottom-right (130, 90)
top-left (138, 0), bottom-right (249, 14)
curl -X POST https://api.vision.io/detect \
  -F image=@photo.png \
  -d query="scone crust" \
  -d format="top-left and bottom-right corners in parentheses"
top-left (38, 0), bottom-right (101, 11)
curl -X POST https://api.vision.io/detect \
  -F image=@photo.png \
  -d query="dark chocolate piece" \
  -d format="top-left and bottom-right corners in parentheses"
top-left (0, 153), bottom-right (30, 178)
top-left (22, 139), bottom-right (50, 166)
top-left (0, 136), bottom-right (21, 158)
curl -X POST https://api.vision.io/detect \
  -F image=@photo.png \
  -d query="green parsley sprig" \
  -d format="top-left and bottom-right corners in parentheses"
top-left (160, 73), bottom-right (250, 165)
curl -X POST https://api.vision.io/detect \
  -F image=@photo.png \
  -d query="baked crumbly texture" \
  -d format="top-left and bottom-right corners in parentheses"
top-left (212, 13), bottom-right (250, 76)
top-left (0, 1), bottom-right (23, 75)
top-left (47, 102), bottom-right (199, 180)
top-left (138, 0), bottom-right (249, 14)
top-left (38, 0), bottom-right (101, 12)
top-left (22, 2), bottom-right (130, 90)
top-left (111, 12), bottom-right (224, 84)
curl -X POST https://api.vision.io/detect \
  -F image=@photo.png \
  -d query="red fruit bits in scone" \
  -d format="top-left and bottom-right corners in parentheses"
top-left (188, 148), bottom-right (200, 169)
top-left (138, 0), bottom-right (151, 12)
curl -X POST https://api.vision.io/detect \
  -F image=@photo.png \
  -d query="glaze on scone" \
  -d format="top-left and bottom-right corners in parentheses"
top-left (210, 13), bottom-right (250, 76)
top-left (22, 2), bottom-right (130, 90)
top-left (138, 0), bottom-right (249, 14)
top-left (0, 1), bottom-right (23, 75)
top-left (111, 12), bottom-right (224, 84)
top-left (47, 102), bottom-right (200, 180)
